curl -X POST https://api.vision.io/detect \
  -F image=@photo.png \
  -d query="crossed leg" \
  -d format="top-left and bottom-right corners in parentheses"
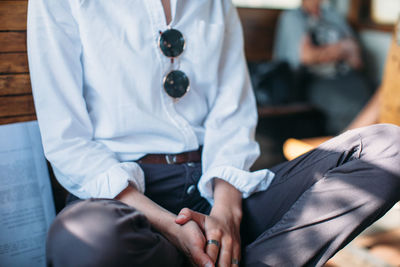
top-left (46, 199), bottom-right (184, 267)
top-left (242, 124), bottom-right (400, 266)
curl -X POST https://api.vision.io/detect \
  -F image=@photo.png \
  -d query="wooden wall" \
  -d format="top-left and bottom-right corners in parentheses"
top-left (0, 0), bottom-right (35, 125)
top-left (0, 3), bottom-right (281, 125)
top-left (238, 8), bottom-right (282, 62)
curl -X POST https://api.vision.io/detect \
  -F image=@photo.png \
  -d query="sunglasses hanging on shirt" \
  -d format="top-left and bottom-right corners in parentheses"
top-left (158, 28), bottom-right (190, 99)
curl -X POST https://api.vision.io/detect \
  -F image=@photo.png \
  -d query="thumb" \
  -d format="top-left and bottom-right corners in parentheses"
top-left (175, 208), bottom-right (193, 225)
top-left (175, 208), bottom-right (206, 230)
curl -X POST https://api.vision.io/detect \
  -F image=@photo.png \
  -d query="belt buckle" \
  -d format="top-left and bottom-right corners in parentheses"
top-left (165, 154), bottom-right (177, 164)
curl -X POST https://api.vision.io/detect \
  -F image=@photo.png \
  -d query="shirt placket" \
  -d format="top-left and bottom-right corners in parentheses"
top-left (144, 0), bottom-right (199, 151)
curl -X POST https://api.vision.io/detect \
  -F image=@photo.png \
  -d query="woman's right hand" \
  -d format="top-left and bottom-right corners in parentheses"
top-left (167, 219), bottom-right (214, 267)
top-left (116, 185), bottom-right (213, 267)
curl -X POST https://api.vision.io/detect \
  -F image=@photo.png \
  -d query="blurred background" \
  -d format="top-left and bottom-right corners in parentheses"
top-left (231, 0), bottom-right (398, 168)
top-left (231, 1), bottom-right (400, 266)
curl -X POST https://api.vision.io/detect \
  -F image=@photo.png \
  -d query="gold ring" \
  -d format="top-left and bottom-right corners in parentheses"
top-left (206, 239), bottom-right (220, 248)
top-left (232, 258), bottom-right (240, 265)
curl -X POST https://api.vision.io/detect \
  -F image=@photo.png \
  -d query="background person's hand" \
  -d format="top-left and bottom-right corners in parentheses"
top-left (340, 38), bottom-right (363, 69)
top-left (301, 35), bottom-right (346, 64)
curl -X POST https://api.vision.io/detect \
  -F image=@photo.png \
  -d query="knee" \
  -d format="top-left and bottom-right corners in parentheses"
top-left (46, 199), bottom-right (140, 267)
top-left (362, 124), bottom-right (400, 192)
top-left (372, 123), bottom-right (400, 148)
top-left (46, 199), bottom-right (182, 267)
top-left (360, 124), bottom-right (400, 157)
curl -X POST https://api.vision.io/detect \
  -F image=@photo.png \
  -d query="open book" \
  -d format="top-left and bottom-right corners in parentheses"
top-left (0, 121), bottom-right (55, 267)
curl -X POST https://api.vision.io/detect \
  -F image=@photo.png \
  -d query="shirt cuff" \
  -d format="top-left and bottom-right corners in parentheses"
top-left (197, 166), bottom-right (275, 205)
top-left (73, 162), bottom-right (145, 199)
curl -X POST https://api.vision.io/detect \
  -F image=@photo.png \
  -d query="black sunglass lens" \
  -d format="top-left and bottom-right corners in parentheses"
top-left (164, 70), bottom-right (189, 98)
top-left (159, 29), bottom-right (185, 58)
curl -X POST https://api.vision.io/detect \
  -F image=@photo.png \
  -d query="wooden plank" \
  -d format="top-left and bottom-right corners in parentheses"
top-left (0, 53), bottom-right (29, 73)
top-left (0, 94), bottom-right (35, 117)
top-left (258, 103), bottom-right (316, 117)
top-left (0, 32), bottom-right (26, 52)
top-left (348, 0), bottom-right (362, 26)
top-left (355, 22), bottom-right (394, 33)
top-left (379, 35), bottom-right (400, 125)
top-left (238, 8), bottom-right (282, 62)
top-left (0, 114), bottom-right (36, 125)
top-left (0, 1), bottom-right (28, 31)
top-left (0, 74), bottom-right (31, 95)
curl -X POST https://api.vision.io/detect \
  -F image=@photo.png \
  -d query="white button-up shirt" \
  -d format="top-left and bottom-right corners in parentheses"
top-left (27, 0), bottom-right (275, 204)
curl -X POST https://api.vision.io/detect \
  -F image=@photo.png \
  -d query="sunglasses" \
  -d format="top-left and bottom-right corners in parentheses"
top-left (158, 28), bottom-right (190, 99)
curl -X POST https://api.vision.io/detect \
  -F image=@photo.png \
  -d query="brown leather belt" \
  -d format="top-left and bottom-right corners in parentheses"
top-left (137, 147), bottom-right (202, 164)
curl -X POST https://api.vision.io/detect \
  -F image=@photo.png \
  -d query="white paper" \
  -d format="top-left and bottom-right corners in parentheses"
top-left (0, 121), bottom-right (56, 267)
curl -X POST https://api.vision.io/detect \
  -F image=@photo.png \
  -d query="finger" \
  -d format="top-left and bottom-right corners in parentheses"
top-left (205, 237), bottom-right (221, 263)
top-left (191, 247), bottom-right (214, 267)
top-left (231, 238), bottom-right (241, 267)
top-left (217, 236), bottom-right (233, 267)
top-left (205, 227), bottom-right (223, 263)
top-left (189, 211), bottom-right (207, 230)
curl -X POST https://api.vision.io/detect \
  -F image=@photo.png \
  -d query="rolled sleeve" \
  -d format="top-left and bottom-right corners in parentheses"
top-left (198, 166), bottom-right (275, 204)
top-left (53, 162), bottom-right (145, 199)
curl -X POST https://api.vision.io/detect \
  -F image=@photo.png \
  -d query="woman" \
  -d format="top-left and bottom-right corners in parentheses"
top-left (274, 0), bottom-right (372, 134)
top-left (28, 0), bottom-right (400, 266)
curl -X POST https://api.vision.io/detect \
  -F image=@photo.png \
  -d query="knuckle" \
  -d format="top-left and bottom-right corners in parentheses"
top-left (180, 207), bottom-right (191, 215)
top-left (224, 237), bottom-right (233, 246)
top-left (209, 228), bottom-right (223, 238)
top-left (181, 207), bottom-right (190, 213)
top-left (219, 248), bottom-right (231, 259)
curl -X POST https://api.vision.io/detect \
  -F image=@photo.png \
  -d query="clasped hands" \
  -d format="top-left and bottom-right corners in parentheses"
top-left (173, 206), bottom-right (242, 267)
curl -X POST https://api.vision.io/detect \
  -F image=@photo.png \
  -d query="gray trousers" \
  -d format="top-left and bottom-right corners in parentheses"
top-left (46, 124), bottom-right (400, 267)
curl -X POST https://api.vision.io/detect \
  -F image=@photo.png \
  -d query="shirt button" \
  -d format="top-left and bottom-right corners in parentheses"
top-left (186, 185), bottom-right (196, 195)
top-left (187, 162), bottom-right (195, 167)
top-left (192, 171), bottom-right (201, 180)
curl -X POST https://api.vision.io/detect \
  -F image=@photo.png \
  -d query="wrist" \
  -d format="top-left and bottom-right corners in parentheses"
top-left (212, 178), bottom-right (242, 221)
top-left (115, 185), bottom-right (181, 242)
top-left (212, 202), bottom-right (242, 221)
top-left (162, 220), bottom-right (182, 244)
top-left (213, 178), bottom-right (242, 204)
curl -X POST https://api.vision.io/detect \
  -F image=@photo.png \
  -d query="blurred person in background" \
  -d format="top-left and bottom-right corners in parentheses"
top-left (274, 0), bottom-right (372, 134)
